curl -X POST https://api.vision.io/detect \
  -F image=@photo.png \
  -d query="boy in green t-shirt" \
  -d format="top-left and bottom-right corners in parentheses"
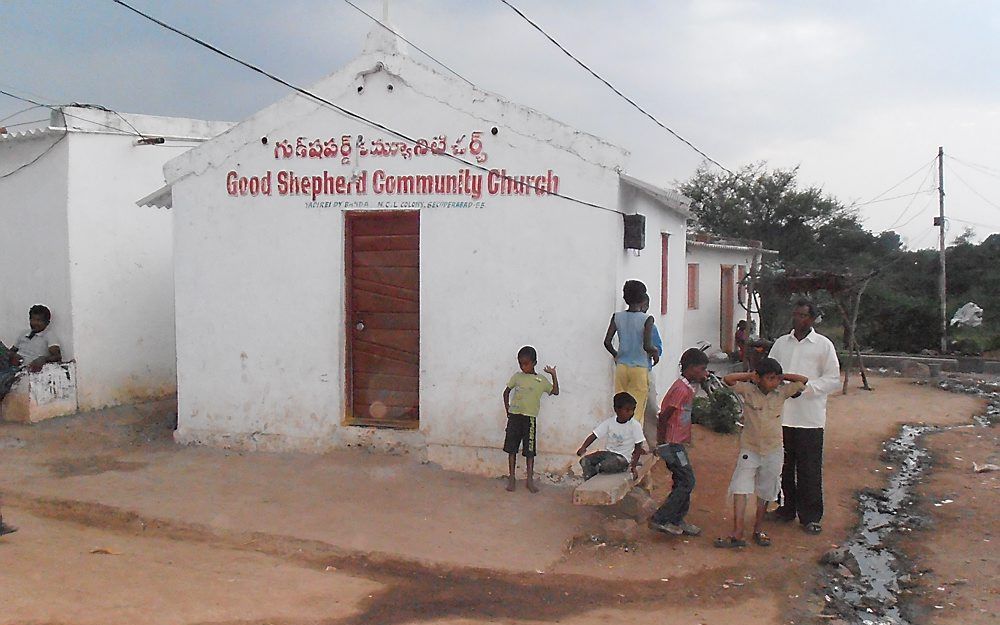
top-left (502, 345), bottom-right (559, 493)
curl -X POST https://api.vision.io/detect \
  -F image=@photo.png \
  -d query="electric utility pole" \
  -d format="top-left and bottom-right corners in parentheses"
top-left (936, 146), bottom-right (947, 353)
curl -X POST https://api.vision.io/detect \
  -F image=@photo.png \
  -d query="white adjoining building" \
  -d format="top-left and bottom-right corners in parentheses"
top-left (142, 25), bottom-right (697, 475)
top-left (683, 235), bottom-right (775, 357)
top-left (0, 107), bottom-right (231, 415)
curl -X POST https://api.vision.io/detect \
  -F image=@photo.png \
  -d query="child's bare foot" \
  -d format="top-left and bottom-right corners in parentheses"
top-left (526, 480), bottom-right (539, 493)
top-left (506, 477), bottom-right (516, 492)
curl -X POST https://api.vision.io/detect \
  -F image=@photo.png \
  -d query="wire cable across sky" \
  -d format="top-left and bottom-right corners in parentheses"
top-left (0, 88), bottom-right (147, 137)
top-left (498, 0), bottom-right (733, 176)
top-left (340, 0), bottom-right (475, 87)
top-left (945, 162), bottom-right (1000, 214)
top-left (111, 0), bottom-right (629, 216)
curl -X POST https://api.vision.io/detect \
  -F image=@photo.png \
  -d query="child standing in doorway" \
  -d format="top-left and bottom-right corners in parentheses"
top-left (603, 280), bottom-right (659, 424)
top-left (734, 320), bottom-right (749, 363)
top-left (502, 346), bottom-right (559, 493)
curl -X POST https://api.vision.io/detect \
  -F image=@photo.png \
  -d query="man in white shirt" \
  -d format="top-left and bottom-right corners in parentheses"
top-left (8, 304), bottom-right (62, 374)
top-left (767, 300), bottom-right (841, 535)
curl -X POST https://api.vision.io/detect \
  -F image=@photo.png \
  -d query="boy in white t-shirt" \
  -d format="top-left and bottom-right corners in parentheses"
top-left (576, 392), bottom-right (646, 480)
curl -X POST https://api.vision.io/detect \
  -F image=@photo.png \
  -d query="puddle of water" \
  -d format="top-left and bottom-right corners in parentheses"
top-left (824, 379), bottom-right (999, 625)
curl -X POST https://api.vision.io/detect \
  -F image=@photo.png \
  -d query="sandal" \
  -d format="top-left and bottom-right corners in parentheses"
top-left (752, 531), bottom-right (771, 547)
top-left (713, 536), bottom-right (747, 548)
top-left (803, 522), bottom-right (822, 535)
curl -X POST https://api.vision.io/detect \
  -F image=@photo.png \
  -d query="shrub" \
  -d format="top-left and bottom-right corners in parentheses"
top-left (691, 386), bottom-right (741, 434)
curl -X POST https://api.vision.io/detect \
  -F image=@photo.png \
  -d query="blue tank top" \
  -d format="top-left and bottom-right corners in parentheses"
top-left (614, 311), bottom-right (651, 367)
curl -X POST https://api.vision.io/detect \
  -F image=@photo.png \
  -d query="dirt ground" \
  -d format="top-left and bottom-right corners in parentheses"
top-left (0, 377), bottom-right (993, 625)
top-left (899, 424), bottom-right (1000, 625)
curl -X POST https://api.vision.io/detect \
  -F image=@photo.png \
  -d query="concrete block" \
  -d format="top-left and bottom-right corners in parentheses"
top-left (900, 360), bottom-right (930, 379)
top-left (1, 363), bottom-right (78, 424)
top-left (615, 488), bottom-right (657, 519)
top-left (573, 455), bottom-right (656, 506)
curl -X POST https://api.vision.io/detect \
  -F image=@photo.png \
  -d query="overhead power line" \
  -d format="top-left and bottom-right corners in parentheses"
top-left (853, 155), bottom-right (938, 206)
top-left (948, 216), bottom-right (1000, 231)
top-left (0, 105), bottom-right (44, 125)
top-left (945, 163), bottom-right (1000, 213)
top-left (111, 0), bottom-right (627, 216)
top-left (0, 118), bottom-right (51, 129)
top-left (907, 225), bottom-right (937, 250)
top-left (947, 154), bottom-right (1000, 180)
top-left (497, 0), bottom-right (733, 175)
top-left (882, 161), bottom-right (937, 231)
top-left (0, 89), bottom-right (146, 137)
top-left (852, 188), bottom-right (935, 208)
top-left (340, 0), bottom-right (474, 87)
top-left (0, 133), bottom-right (68, 179)
top-left (0, 116), bottom-right (69, 180)
top-left (893, 194), bottom-right (936, 231)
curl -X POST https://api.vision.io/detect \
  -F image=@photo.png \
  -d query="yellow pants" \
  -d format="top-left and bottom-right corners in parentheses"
top-left (614, 364), bottom-right (650, 423)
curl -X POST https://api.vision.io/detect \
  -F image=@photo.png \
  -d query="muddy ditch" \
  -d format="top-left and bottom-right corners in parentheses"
top-left (815, 377), bottom-right (999, 625)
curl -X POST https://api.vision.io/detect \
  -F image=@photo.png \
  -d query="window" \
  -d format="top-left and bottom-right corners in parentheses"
top-left (687, 263), bottom-right (699, 310)
top-left (660, 234), bottom-right (669, 315)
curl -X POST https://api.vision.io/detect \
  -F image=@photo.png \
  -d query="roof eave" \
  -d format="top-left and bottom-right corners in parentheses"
top-left (619, 174), bottom-right (693, 218)
top-left (136, 184), bottom-right (173, 209)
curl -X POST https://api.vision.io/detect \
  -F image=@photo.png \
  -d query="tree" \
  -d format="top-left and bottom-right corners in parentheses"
top-left (679, 163), bottom-right (855, 260)
top-left (680, 161), bottom-right (998, 354)
top-left (679, 162), bottom-right (896, 340)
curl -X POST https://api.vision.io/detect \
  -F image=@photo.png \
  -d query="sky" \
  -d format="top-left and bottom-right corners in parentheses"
top-left (2, 0), bottom-right (999, 249)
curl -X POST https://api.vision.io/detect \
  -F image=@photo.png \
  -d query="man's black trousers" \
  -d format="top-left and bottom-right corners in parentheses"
top-left (779, 426), bottom-right (824, 525)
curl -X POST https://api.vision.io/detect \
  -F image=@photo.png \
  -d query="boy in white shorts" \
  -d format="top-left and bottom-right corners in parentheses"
top-left (714, 358), bottom-right (807, 548)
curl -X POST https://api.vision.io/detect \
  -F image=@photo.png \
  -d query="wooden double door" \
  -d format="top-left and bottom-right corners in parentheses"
top-left (345, 211), bottom-right (419, 427)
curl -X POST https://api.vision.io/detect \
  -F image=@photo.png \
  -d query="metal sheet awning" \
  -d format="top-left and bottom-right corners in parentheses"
top-left (136, 184), bottom-right (173, 209)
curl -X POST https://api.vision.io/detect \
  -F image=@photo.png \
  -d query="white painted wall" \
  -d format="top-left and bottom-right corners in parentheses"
top-left (66, 132), bottom-right (195, 410)
top-left (682, 244), bottom-right (761, 355)
top-left (0, 131), bottom-right (73, 358)
top-left (3, 108), bottom-right (231, 413)
top-left (615, 186), bottom-right (690, 419)
top-left (170, 48), bottom-right (646, 474)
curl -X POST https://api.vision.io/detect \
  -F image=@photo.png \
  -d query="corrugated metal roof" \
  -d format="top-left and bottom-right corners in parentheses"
top-left (0, 126), bottom-right (60, 142)
top-left (687, 240), bottom-right (779, 255)
top-left (136, 184), bottom-right (172, 209)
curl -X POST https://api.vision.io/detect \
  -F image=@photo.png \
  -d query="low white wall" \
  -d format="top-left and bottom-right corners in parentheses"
top-left (0, 133), bottom-right (73, 357)
top-left (66, 133), bottom-right (190, 410)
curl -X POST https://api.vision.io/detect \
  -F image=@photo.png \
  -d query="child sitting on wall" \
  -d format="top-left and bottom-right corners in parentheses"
top-left (8, 304), bottom-right (62, 374)
top-left (576, 392), bottom-right (646, 481)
